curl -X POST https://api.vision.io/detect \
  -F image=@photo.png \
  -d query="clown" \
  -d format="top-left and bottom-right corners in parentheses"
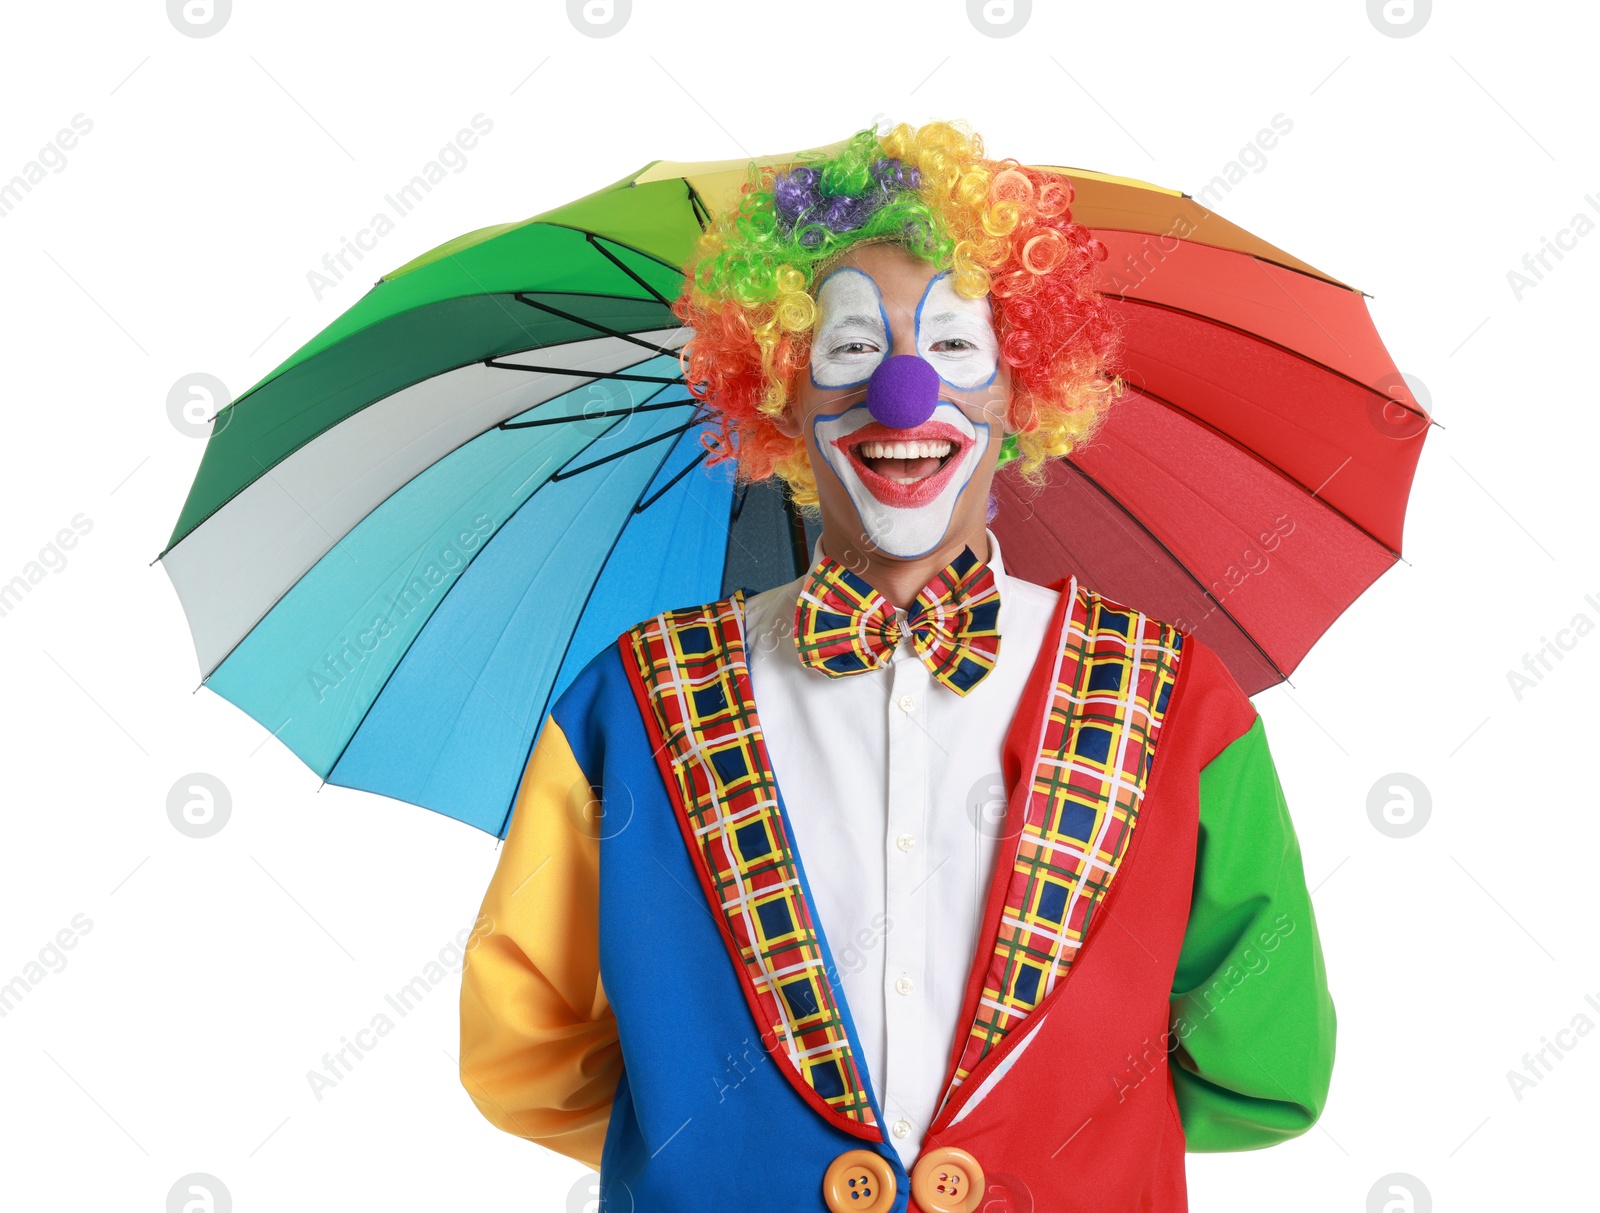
top-left (460, 122), bottom-right (1334, 1213)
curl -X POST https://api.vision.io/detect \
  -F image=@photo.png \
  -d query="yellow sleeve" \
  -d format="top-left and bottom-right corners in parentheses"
top-left (459, 717), bottom-right (620, 1168)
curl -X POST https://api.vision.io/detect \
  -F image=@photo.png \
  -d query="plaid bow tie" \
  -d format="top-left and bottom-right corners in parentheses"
top-left (792, 547), bottom-right (1002, 695)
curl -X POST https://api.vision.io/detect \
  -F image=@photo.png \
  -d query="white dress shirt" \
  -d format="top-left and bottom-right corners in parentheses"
top-left (741, 529), bottom-right (1059, 1169)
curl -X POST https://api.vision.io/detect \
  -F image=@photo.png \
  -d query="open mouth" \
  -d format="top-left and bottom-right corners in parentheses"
top-left (833, 419), bottom-right (973, 509)
top-left (856, 437), bottom-right (957, 482)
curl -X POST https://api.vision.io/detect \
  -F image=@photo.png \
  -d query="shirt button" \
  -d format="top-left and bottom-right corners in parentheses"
top-left (895, 975), bottom-right (914, 995)
top-left (896, 833), bottom-right (916, 852)
top-left (892, 1118), bottom-right (913, 1139)
top-left (897, 693), bottom-right (917, 713)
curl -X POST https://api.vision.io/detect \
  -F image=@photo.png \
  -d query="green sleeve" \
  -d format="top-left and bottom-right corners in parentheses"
top-left (1169, 715), bottom-right (1335, 1151)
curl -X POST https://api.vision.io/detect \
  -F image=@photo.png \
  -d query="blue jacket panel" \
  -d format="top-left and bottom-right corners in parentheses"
top-left (552, 640), bottom-right (906, 1212)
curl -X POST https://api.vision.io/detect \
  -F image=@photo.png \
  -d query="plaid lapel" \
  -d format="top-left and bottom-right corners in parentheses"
top-left (624, 595), bottom-right (882, 1140)
top-left (932, 581), bottom-right (1185, 1124)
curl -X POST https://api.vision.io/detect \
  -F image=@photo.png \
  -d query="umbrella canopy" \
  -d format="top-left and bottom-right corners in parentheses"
top-left (162, 144), bottom-right (1428, 836)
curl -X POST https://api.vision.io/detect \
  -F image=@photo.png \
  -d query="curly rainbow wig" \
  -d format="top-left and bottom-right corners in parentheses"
top-left (672, 121), bottom-right (1120, 507)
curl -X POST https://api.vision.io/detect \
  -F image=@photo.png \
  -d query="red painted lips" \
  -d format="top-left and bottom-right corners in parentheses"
top-left (832, 419), bottom-right (973, 509)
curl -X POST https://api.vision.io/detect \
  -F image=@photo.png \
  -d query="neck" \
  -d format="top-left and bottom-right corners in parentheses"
top-left (820, 523), bottom-right (992, 609)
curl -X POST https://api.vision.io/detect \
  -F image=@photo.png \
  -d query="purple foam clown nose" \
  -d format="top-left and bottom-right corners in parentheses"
top-left (865, 354), bottom-right (940, 430)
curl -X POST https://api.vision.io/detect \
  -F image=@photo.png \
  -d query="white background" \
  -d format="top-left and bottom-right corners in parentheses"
top-left (0, 1), bottom-right (1594, 1210)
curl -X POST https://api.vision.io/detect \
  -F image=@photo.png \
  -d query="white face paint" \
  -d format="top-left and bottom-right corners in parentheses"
top-left (809, 267), bottom-right (890, 389)
top-left (915, 271), bottom-right (1001, 390)
top-left (814, 402), bottom-right (990, 559)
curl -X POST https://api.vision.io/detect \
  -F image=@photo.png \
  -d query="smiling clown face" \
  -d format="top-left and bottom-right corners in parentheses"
top-left (779, 242), bottom-right (1015, 563)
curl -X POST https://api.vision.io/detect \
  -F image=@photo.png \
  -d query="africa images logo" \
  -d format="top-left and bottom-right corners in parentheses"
top-left (305, 514), bottom-right (494, 703)
top-left (1367, 0), bottom-right (1431, 38)
top-left (967, 0), bottom-right (1031, 37)
top-left (167, 0), bottom-right (231, 38)
top-left (0, 114), bottom-right (93, 221)
top-left (306, 116), bottom-right (495, 302)
top-left (568, 0), bottom-right (631, 37)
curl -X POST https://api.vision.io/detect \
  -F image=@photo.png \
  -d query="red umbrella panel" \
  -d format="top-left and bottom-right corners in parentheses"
top-left (990, 175), bottom-right (1429, 694)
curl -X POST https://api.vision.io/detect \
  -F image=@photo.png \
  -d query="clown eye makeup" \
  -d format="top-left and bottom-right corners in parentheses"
top-left (915, 272), bottom-right (1000, 390)
top-left (810, 267), bottom-right (891, 389)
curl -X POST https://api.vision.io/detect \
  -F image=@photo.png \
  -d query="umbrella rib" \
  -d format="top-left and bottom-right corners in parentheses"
top-left (483, 358), bottom-right (684, 384)
top-left (512, 292), bottom-right (682, 357)
top-left (728, 478), bottom-right (753, 524)
top-left (493, 422), bottom-right (712, 838)
top-left (550, 420), bottom-right (705, 482)
top-left (501, 375), bottom-right (675, 426)
top-left (636, 449), bottom-right (710, 513)
top-left (685, 180), bottom-right (711, 231)
top-left (1050, 460), bottom-right (1292, 686)
top-left (1102, 293), bottom-right (1432, 423)
top-left (499, 397), bottom-right (694, 430)
top-left (1119, 381), bottom-right (1403, 560)
top-left (533, 222), bottom-right (689, 278)
top-left (585, 232), bottom-right (675, 306)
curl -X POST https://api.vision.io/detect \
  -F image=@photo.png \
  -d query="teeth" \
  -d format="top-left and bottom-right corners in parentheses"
top-left (857, 439), bottom-right (954, 460)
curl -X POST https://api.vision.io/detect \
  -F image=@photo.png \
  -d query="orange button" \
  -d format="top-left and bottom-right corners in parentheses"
top-left (911, 1146), bottom-right (985, 1213)
top-left (823, 1149), bottom-right (897, 1211)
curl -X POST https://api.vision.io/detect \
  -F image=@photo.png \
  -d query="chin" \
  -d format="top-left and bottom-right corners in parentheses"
top-left (813, 403), bottom-right (991, 560)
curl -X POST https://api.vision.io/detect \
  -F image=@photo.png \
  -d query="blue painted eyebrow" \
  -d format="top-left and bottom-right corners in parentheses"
top-left (912, 269), bottom-right (952, 347)
top-left (913, 269), bottom-right (998, 389)
top-left (813, 266), bottom-right (894, 344)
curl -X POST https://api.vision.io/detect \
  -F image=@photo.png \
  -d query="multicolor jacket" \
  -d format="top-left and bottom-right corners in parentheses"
top-left (459, 579), bottom-right (1335, 1211)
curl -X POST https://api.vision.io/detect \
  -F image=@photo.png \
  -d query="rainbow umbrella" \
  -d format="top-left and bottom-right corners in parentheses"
top-left (161, 144), bottom-right (1428, 835)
